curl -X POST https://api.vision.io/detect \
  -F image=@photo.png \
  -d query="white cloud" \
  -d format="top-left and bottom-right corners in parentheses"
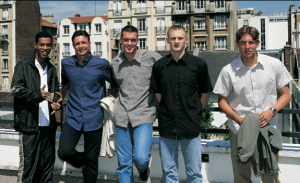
top-left (40, 1), bottom-right (109, 24)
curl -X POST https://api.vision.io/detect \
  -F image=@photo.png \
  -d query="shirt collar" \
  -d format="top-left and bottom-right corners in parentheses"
top-left (120, 48), bottom-right (142, 64)
top-left (167, 51), bottom-right (188, 65)
top-left (35, 59), bottom-right (48, 71)
top-left (236, 52), bottom-right (265, 70)
top-left (74, 52), bottom-right (92, 66)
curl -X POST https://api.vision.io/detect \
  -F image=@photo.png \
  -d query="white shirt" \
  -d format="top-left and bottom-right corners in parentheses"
top-left (35, 59), bottom-right (50, 126)
top-left (213, 53), bottom-right (292, 134)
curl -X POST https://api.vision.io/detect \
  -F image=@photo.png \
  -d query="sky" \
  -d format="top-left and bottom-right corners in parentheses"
top-left (39, 1), bottom-right (300, 24)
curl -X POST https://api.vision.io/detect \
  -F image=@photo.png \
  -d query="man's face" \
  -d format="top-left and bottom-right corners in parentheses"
top-left (34, 37), bottom-right (52, 60)
top-left (120, 32), bottom-right (139, 55)
top-left (73, 35), bottom-right (90, 57)
top-left (236, 34), bottom-right (260, 59)
top-left (166, 29), bottom-right (188, 53)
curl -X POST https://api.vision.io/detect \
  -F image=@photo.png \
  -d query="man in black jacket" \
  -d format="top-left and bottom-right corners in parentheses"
top-left (11, 32), bottom-right (61, 183)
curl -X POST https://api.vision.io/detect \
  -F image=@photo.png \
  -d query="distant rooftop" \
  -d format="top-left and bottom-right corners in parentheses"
top-left (68, 14), bottom-right (108, 23)
top-left (42, 19), bottom-right (57, 28)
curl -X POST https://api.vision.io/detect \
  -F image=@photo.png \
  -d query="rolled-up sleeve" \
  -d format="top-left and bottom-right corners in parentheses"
top-left (213, 67), bottom-right (232, 97)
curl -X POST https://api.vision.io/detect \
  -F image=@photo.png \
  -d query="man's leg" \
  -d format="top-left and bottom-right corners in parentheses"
top-left (38, 127), bottom-right (56, 183)
top-left (18, 130), bottom-right (42, 183)
top-left (229, 129), bottom-right (253, 183)
top-left (159, 136), bottom-right (179, 183)
top-left (57, 122), bottom-right (84, 168)
top-left (261, 153), bottom-right (281, 183)
top-left (132, 123), bottom-right (153, 180)
top-left (115, 123), bottom-right (134, 183)
top-left (82, 127), bottom-right (102, 183)
top-left (180, 135), bottom-right (203, 183)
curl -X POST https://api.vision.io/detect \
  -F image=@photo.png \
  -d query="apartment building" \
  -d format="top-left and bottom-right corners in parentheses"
top-left (288, 5), bottom-right (300, 48)
top-left (108, 1), bottom-right (173, 60)
top-left (0, 1), bottom-right (40, 91)
top-left (108, 0), bottom-right (237, 60)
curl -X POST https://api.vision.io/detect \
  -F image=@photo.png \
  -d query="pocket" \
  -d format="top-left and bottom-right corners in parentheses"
top-left (182, 81), bottom-right (197, 95)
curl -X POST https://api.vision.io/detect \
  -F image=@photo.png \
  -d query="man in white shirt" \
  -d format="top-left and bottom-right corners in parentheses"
top-left (213, 26), bottom-right (292, 183)
top-left (11, 32), bottom-right (61, 183)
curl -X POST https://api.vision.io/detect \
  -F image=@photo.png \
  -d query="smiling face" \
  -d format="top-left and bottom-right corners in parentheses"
top-left (120, 31), bottom-right (139, 56)
top-left (73, 35), bottom-right (90, 57)
top-left (236, 33), bottom-right (260, 60)
top-left (166, 29), bottom-right (188, 54)
top-left (34, 37), bottom-right (52, 61)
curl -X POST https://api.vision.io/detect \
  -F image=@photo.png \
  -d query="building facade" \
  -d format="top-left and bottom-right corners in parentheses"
top-left (288, 5), bottom-right (300, 48)
top-left (238, 10), bottom-right (288, 50)
top-left (108, 0), bottom-right (238, 60)
top-left (0, 1), bottom-right (40, 91)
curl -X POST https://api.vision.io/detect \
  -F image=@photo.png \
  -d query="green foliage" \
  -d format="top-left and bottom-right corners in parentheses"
top-left (201, 101), bottom-right (216, 139)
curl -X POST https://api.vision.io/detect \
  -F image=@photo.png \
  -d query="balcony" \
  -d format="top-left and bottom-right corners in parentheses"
top-left (2, 50), bottom-right (8, 55)
top-left (135, 7), bottom-right (147, 13)
top-left (156, 6), bottom-right (165, 14)
top-left (191, 5), bottom-right (206, 13)
top-left (138, 27), bottom-right (147, 35)
top-left (139, 46), bottom-right (148, 50)
top-left (94, 51), bottom-right (102, 57)
top-left (113, 10), bottom-right (122, 16)
top-left (194, 45), bottom-right (207, 50)
top-left (193, 26), bottom-right (207, 31)
top-left (215, 2), bottom-right (230, 12)
top-left (113, 28), bottom-right (121, 36)
top-left (1, 84), bottom-right (9, 91)
top-left (1, 1), bottom-right (10, 5)
top-left (156, 46), bottom-right (166, 51)
top-left (2, 67), bottom-right (8, 72)
top-left (62, 52), bottom-right (70, 57)
top-left (213, 25), bottom-right (228, 30)
top-left (2, 16), bottom-right (8, 20)
top-left (173, 7), bottom-right (190, 14)
top-left (0, 34), bottom-right (8, 40)
top-left (156, 26), bottom-right (166, 34)
top-left (213, 45), bottom-right (228, 50)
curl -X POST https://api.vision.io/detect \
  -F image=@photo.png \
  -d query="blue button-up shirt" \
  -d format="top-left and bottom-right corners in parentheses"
top-left (61, 54), bottom-right (117, 131)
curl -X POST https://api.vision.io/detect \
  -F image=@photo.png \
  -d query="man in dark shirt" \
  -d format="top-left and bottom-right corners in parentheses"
top-left (57, 30), bottom-right (118, 183)
top-left (150, 25), bottom-right (212, 182)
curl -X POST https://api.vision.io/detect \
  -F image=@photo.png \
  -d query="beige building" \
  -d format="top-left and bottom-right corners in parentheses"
top-left (108, 0), bottom-right (237, 60)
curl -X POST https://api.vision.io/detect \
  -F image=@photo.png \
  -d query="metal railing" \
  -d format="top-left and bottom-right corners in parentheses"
top-left (94, 51), bottom-right (102, 57)
top-left (2, 50), bottom-right (8, 55)
top-left (138, 27), bottom-right (148, 34)
top-left (1, 84), bottom-right (9, 91)
top-left (156, 6), bottom-right (165, 14)
top-left (62, 52), bottom-right (70, 56)
top-left (156, 46), bottom-right (166, 51)
top-left (213, 25), bottom-right (228, 29)
top-left (2, 16), bottom-right (8, 20)
top-left (156, 26), bottom-right (166, 34)
top-left (213, 45), bottom-right (228, 50)
top-left (2, 67), bottom-right (8, 71)
top-left (136, 7), bottom-right (147, 13)
top-left (193, 26), bottom-right (207, 30)
top-left (113, 10), bottom-right (122, 16)
top-left (0, 34), bottom-right (8, 39)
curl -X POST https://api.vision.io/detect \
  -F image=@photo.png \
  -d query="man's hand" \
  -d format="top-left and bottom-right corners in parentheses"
top-left (50, 98), bottom-right (63, 115)
top-left (40, 84), bottom-right (50, 100)
top-left (260, 109), bottom-right (274, 128)
top-left (235, 116), bottom-right (244, 126)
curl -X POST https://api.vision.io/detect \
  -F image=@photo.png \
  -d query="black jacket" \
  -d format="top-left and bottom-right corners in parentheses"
top-left (11, 51), bottom-right (60, 132)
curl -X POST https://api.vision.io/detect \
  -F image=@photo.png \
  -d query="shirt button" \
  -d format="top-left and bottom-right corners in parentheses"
top-left (82, 103), bottom-right (83, 105)
top-left (175, 85), bottom-right (178, 87)
top-left (176, 96), bottom-right (178, 98)
top-left (176, 106), bottom-right (178, 109)
top-left (175, 74), bottom-right (178, 76)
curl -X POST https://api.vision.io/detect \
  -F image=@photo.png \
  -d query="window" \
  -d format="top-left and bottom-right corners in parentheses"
top-left (114, 20), bottom-right (122, 34)
top-left (2, 8), bottom-right (8, 20)
top-left (127, 0), bottom-right (130, 8)
top-left (136, 0), bottom-right (146, 12)
top-left (215, 37), bottom-right (227, 49)
top-left (243, 20), bottom-right (249, 26)
top-left (79, 24), bottom-right (86, 31)
top-left (139, 38), bottom-right (147, 49)
top-left (63, 43), bottom-right (70, 56)
top-left (2, 76), bottom-right (8, 90)
top-left (195, 0), bottom-right (205, 9)
top-left (95, 42), bottom-right (102, 52)
top-left (214, 16), bottom-right (226, 29)
top-left (95, 24), bottom-right (101, 33)
top-left (3, 59), bottom-right (8, 70)
top-left (176, 21), bottom-right (187, 31)
top-left (157, 18), bottom-right (165, 33)
top-left (137, 19), bottom-right (146, 32)
top-left (156, 1), bottom-right (165, 14)
top-left (114, 1), bottom-right (122, 16)
top-left (63, 25), bottom-right (69, 34)
top-left (194, 20), bottom-right (206, 30)
top-left (2, 25), bottom-right (7, 35)
top-left (176, 0), bottom-right (187, 11)
top-left (195, 41), bottom-right (206, 50)
top-left (2, 41), bottom-right (8, 54)
top-left (261, 18), bottom-right (265, 50)
top-left (215, 0), bottom-right (226, 11)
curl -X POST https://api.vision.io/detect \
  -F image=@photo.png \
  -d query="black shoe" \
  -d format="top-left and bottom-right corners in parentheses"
top-left (140, 166), bottom-right (150, 181)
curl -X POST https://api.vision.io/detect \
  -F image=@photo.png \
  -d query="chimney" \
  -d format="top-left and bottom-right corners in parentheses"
top-left (75, 13), bottom-right (81, 17)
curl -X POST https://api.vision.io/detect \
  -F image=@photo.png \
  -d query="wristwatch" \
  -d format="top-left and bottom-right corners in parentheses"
top-left (270, 108), bottom-right (277, 117)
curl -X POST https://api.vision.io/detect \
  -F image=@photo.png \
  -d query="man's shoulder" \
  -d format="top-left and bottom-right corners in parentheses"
top-left (61, 55), bottom-right (75, 65)
top-left (90, 55), bottom-right (110, 65)
top-left (111, 53), bottom-right (121, 65)
top-left (140, 50), bottom-right (162, 60)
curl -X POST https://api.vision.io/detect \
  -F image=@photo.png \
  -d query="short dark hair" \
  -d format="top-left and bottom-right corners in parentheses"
top-left (236, 26), bottom-right (260, 42)
top-left (72, 30), bottom-right (90, 44)
top-left (121, 25), bottom-right (138, 38)
top-left (35, 32), bottom-right (52, 44)
top-left (167, 25), bottom-right (186, 38)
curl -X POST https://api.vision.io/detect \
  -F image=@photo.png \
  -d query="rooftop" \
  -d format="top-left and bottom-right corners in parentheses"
top-left (68, 15), bottom-right (108, 23)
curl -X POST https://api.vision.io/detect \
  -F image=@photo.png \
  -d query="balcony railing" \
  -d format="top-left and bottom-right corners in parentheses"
top-left (156, 46), bottom-right (166, 51)
top-left (2, 50), bottom-right (8, 55)
top-left (62, 52), bottom-right (70, 57)
top-left (0, 34), bottom-right (8, 40)
top-left (113, 28), bottom-right (121, 35)
top-left (173, 8), bottom-right (190, 14)
top-left (213, 45), bottom-right (228, 50)
top-left (2, 67), bottom-right (8, 72)
top-left (193, 26), bottom-right (207, 31)
top-left (156, 26), bottom-right (166, 34)
top-left (139, 46), bottom-right (148, 50)
top-left (1, 84), bottom-right (9, 91)
top-left (136, 7), bottom-right (147, 13)
top-left (213, 25), bottom-right (228, 30)
top-left (138, 27), bottom-right (148, 34)
top-left (2, 16), bottom-right (8, 20)
top-left (194, 45), bottom-right (207, 50)
top-left (94, 51), bottom-right (102, 57)
top-left (191, 5), bottom-right (206, 13)
top-left (156, 6), bottom-right (165, 14)
top-left (113, 10), bottom-right (122, 16)
top-left (215, 2), bottom-right (230, 12)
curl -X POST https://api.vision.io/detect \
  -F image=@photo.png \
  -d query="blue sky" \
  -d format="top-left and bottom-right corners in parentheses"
top-left (39, 1), bottom-right (300, 24)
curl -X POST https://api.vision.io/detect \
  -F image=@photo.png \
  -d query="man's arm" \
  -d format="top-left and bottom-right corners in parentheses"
top-left (155, 93), bottom-right (162, 107)
top-left (218, 95), bottom-right (243, 126)
top-left (60, 84), bottom-right (68, 100)
top-left (111, 88), bottom-right (118, 98)
top-left (259, 85), bottom-right (291, 128)
top-left (201, 93), bottom-right (209, 110)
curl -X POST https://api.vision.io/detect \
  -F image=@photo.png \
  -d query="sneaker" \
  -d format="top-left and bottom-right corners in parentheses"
top-left (139, 166), bottom-right (150, 181)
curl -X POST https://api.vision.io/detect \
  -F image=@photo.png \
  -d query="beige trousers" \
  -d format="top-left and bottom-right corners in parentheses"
top-left (229, 129), bottom-right (281, 183)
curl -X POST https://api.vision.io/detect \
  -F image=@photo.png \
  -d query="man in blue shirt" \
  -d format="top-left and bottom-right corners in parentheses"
top-left (57, 30), bottom-right (118, 183)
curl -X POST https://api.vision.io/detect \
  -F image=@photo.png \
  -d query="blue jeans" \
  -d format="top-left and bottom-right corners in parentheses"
top-left (159, 135), bottom-right (203, 183)
top-left (115, 122), bottom-right (153, 183)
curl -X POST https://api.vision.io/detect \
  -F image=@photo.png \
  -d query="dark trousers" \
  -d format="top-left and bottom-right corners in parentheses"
top-left (18, 126), bottom-right (56, 183)
top-left (57, 122), bottom-right (102, 183)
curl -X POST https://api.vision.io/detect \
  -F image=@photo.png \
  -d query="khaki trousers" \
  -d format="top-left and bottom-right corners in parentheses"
top-left (229, 129), bottom-right (281, 183)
